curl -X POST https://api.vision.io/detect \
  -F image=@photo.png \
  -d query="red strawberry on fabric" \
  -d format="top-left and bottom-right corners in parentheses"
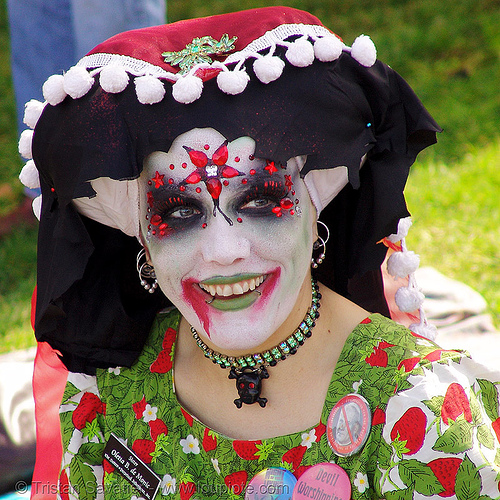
top-left (202, 427), bottom-right (217, 452)
top-left (179, 482), bottom-right (196, 500)
top-left (372, 407), bottom-right (386, 426)
top-left (149, 418), bottom-right (168, 441)
top-left (314, 422), bottom-right (326, 440)
top-left (294, 465), bottom-right (312, 480)
top-left (492, 417), bottom-right (500, 443)
top-left (103, 458), bottom-right (115, 474)
top-left (233, 440), bottom-right (262, 460)
top-left (150, 327), bottom-right (176, 373)
top-left (390, 407), bottom-right (427, 456)
top-left (72, 392), bottom-right (104, 430)
top-left (132, 396), bottom-right (147, 419)
top-left (360, 317), bottom-right (372, 324)
top-left (181, 408), bottom-right (194, 426)
top-left (224, 471), bottom-right (248, 495)
top-left (282, 445), bottom-right (306, 470)
top-left (378, 341), bottom-right (395, 350)
top-left (132, 439), bottom-right (155, 464)
top-left (365, 346), bottom-right (388, 367)
top-left (428, 458), bottom-right (462, 497)
top-left (441, 383), bottom-right (472, 425)
top-left (59, 469), bottom-right (70, 500)
top-left (398, 357), bottom-right (421, 372)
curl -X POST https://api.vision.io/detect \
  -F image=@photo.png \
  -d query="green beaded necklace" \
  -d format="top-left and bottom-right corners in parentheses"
top-left (190, 277), bottom-right (321, 408)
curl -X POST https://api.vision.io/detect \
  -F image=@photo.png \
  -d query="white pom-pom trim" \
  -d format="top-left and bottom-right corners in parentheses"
top-left (43, 74), bottom-right (67, 106)
top-left (63, 66), bottom-right (94, 99)
top-left (135, 75), bottom-right (166, 105)
top-left (172, 75), bottom-right (203, 104)
top-left (285, 38), bottom-right (315, 67)
top-left (99, 65), bottom-right (129, 93)
top-left (395, 286), bottom-right (425, 313)
top-left (387, 250), bottom-right (420, 278)
top-left (32, 195), bottom-right (42, 221)
top-left (18, 129), bottom-right (34, 159)
top-left (253, 56), bottom-right (285, 84)
top-left (217, 70), bottom-right (250, 95)
top-left (350, 35), bottom-right (377, 67)
top-left (409, 321), bottom-right (437, 341)
top-left (23, 99), bottom-right (45, 129)
top-left (387, 217), bottom-right (413, 243)
top-left (314, 36), bottom-right (343, 62)
top-left (19, 160), bottom-right (40, 189)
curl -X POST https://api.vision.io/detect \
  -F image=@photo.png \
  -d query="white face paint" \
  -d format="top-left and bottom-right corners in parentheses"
top-left (139, 128), bottom-right (316, 352)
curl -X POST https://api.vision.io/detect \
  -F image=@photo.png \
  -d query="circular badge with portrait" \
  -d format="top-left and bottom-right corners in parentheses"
top-left (326, 393), bottom-right (371, 457)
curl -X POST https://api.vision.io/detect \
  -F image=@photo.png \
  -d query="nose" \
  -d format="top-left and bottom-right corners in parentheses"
top-left (199, 216), bottom-right (251, 266)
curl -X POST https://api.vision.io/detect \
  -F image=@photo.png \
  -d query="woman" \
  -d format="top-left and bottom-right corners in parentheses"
top-left (19, 6), bottom-right (500, 499)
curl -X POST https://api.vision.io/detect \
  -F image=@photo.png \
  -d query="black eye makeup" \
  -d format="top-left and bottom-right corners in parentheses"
top-left (238, 179), bottom-right (289, 216)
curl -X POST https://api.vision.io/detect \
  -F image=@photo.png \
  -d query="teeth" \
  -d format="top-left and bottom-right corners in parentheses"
top-left (199, 275), bottom-right (267, 298)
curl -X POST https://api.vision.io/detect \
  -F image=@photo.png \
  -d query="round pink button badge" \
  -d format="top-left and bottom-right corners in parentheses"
top-left (292, 463), bottom-right (351, 500)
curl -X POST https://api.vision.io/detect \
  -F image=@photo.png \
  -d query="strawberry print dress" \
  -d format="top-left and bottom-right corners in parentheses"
top-left (58, 309), bottom-right (500, 500)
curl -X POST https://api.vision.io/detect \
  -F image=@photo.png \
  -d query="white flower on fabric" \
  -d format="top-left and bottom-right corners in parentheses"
top-left (108, 366), bottom-right (121, 375)
top-left (301, 429), bottom-right (317, 449)
top-left (180, 434), bottom-right (200, 454)
top-left (354, 472), bottom-right (369, 493)
top-left (142, 404), bottom-right (158, 423)
top-left (353, 380), bottom-right (363, 393)
top-left (161, 474), bottom-right (176, 495)
top-left (211, 458), bottom-right (221, 475)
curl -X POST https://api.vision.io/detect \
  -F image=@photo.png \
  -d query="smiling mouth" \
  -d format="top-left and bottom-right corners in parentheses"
top-left (199, 275), bottom-right (267, 298)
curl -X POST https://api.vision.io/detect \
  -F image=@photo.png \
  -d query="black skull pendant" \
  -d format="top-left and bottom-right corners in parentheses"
top-left (229, 366), bottom-right (269, 408)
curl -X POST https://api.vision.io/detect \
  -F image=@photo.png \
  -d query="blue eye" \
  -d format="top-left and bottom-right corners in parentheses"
top-left (169, 206), bottom-right (201, 219)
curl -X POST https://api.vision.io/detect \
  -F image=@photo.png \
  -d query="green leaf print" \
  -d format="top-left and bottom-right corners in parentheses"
top-left (79, 442), bottom-right (105, 465)
top-left (60, 410), bottom-right (76, 447)
top-left (433, 417), bottom-right (474, 454)
top-left (455, 455), bottom-right (481, 500)
top-left (385, 487), bottom-right (414, 500)
top-left (477, 379), bottom-right (500, 422)
top-left (423, 396), bottom-right (445, 417)
top-left (377, 440), bottom-right (393, 469)
top-left (62, 382), bottom-right (81, 404)
top-left (398, 459), bottom-right (444, 495)
top-left (477, 424), bottom-right (495, 450)
top-left (69, 455), bottom-right (98, 500)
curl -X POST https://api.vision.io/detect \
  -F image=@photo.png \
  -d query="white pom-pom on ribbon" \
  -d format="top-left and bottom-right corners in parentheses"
top-left (63, 66), bottom-right (94, 99)
top-left (19, 160), bottom-right (40, 190)
top-left (387, 250), bottom-right (420, 278)
top-left (171, 74), bottom-right (203, 104)
top-left (253, 56), bottom-right (285, 84)
top-left (43, 74), bottom-right (67, 105)
top-left (387, 217), bottom-right (413, 243)
top-left (18, 129), bottom-right (34, 159)
top-left (99, 65), bottom-right (129, 94)
top-left (350, 35), bottom-right (377, 67)
top-left (285, 38), bottom-right (315, 67)
top-left (32, 195), bottom-right (42, 221)
top-left (314, 36), bottom-right (343, 62)
top-left (135, 75), bottom-right (166, 105)
top-left (409, 321), bottom-right (437, 341)
top-left (217, 69), bottom-right (250, 95)
top-left (23, 99), bottom-right (45, 129)
top-left (395, 286), bottom-right (425, 313)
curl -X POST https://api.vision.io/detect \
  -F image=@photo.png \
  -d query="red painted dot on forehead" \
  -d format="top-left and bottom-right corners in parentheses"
top-left (51, 187), bottom-right (55, 192)
top-left (241, 178), bottom-right (248, 184)
top-left (204, 144), bottom-right (210, 150)
top-left (169, 164), bottom-right (175, 170)
top-left (234, 156), bottom-right (240, 162)
top-left (182, 162), bottom-right (187, 168)
top-left (250, 169), bottom-right (256, 176)
top-left (148, 180), bottom-right (152, 186)
top-left (168, 178), bottom-right (174, 184)
top-left (223, 180), bottom-right (229, 186)
top-left (237, 217), bottom-right (243, 223)
top-left (202, 223), bottom-right (207, 228)
top-left (180, 185), bottom-right (186, 191)
top-left (249, 155), bottom-right (254, 160)
top-left (196, 187), bottom-right (202, 193)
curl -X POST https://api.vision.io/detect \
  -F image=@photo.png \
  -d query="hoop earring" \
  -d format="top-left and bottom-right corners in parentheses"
top-left (137, 248), bottom-right (158, 293)
top-left (311, 220), bottom-right (330, 269)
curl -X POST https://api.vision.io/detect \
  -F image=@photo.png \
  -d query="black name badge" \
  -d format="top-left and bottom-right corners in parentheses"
top-left (103, 434), bottom-right (161, 500)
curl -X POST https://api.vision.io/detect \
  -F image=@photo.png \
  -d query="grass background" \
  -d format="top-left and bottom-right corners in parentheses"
top-left (0, 0), bottom-right (499, 352)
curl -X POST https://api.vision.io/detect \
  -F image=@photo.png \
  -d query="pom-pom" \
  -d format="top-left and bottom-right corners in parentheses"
top-left (387, 217), bottom-right (413, 243)
top-left (18, 129), bottom-right (34, 159)
top-left (314, 36), bottom-right (343, 62)
top-left (32, 195), bottom-right (42, 221)
top-left (99, 65), bottom-right (129, 93)
top-left (23, 99), bottom-right (45, 129)
top-left (409, 321), bottom-right (437, 341)
top-left (395, 286), bottom-right (425, 313)
top-left (19, 160), bottom-right (40, 189)
top-left (217, 70), bottom-right (250, 95)
top-left (253, 56), bottom-right (285, 84)
top-left (171, 75), bottom-right (203, 104)
top-left (285, 38), bottom-right (315, 67)
top-left (387, 250), bottom-right (420, 278)
top-left (63, 66), bottom-right (94, 99)
top-left (350, 35), bottom-right (377, 67)
top-left (42, 74), bottom-right (67, 105)
top-left (135, 75), bottom-right (166, 105)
